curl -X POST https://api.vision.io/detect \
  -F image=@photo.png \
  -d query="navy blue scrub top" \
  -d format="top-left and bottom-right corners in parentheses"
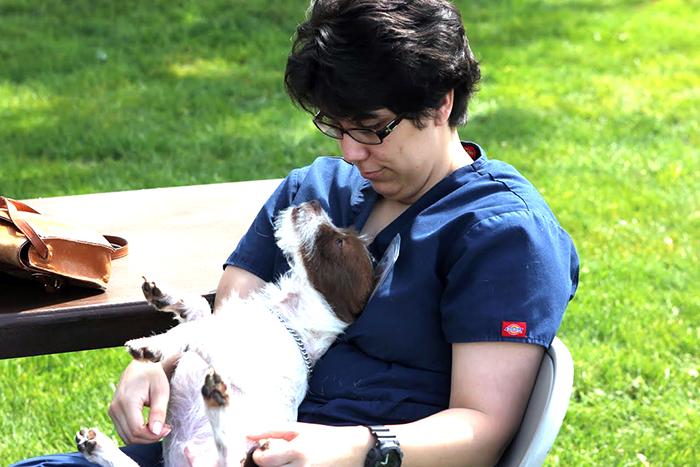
top-left (225, 142), bottom-right (579, 426)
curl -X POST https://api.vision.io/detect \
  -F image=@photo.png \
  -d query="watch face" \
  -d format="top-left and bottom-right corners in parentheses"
top-left (380, 449), bottom-right (402, 466)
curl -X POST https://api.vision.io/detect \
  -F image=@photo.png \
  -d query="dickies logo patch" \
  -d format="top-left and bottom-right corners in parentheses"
top-left (502, 321), bottom-right (527, 338)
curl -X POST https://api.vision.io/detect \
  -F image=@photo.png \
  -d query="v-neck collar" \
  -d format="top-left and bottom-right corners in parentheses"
top-left (350, 141), bottom-right (487, 260)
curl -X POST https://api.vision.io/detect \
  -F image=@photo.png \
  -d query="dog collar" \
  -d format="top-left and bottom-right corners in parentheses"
top-left (273, 312), bottom-right (313, 374)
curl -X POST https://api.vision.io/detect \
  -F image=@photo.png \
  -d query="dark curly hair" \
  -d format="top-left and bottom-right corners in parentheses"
top-left (285, 0), bottom-right (481, 128)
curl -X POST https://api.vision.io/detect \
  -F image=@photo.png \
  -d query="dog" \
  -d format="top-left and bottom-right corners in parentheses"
top-left (76, 200), bottom-right (375, 467)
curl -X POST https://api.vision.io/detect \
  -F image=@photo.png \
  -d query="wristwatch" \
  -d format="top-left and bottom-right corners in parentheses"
top-left (364, 425), bottom-right (403, 467)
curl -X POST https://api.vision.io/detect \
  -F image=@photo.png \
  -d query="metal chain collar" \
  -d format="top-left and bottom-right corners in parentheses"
top-left (272, 311), bottom-right (313, 375)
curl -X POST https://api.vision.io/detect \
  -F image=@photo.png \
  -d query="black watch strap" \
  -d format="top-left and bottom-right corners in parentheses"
top-left (364, 425), bottom-right (403, 467)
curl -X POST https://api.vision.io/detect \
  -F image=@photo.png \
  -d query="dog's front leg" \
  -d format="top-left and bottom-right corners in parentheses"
top-left (125, 319), bottom-right (204, 362)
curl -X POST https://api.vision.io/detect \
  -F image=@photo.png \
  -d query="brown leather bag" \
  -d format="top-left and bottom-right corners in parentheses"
top-left (0, 196), bottom-right (128, 292)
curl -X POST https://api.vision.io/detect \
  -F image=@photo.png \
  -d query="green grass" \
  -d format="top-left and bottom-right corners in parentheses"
top-left (1, 0), bottom-right (698, 464)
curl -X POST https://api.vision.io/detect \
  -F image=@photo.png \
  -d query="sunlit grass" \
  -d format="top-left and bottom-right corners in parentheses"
top-left (169, 57), bottom-right (236, 78)
top-left (1, 0), bottom-right (698, 465)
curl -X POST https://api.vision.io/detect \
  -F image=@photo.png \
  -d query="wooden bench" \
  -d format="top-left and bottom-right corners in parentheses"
top-left (0, 180), bottom-right (280, 359)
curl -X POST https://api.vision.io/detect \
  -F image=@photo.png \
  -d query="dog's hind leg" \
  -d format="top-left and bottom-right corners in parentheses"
top-left (76, 427), bottom-right (139, 467)
top-left (201, 369), bottom-right (232, 466)
top-left (142, 277), bottom-right (211, 322)
top-left (201, 368), bottom-right (253, 467)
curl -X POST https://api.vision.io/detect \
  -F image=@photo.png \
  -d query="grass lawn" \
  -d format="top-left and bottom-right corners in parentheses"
top-left (1, 0), bottom-right (698, 465)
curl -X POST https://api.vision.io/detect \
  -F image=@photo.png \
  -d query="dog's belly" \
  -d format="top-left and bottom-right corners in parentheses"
top-left (197, 306), bottom-right (310, 401)
top-left (164, 352), bottom-right (213, 467)
top-left (163, 309), bottom-right (310, 466)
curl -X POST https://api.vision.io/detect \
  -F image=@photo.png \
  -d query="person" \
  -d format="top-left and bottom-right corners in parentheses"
top-left (13, 0), bottom-right (579, 466)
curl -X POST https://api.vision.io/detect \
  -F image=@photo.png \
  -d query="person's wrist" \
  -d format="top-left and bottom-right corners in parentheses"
top-left (349, 425), bottom-right (376, 465)
top-left (363, 425), bottom-right (403, 467)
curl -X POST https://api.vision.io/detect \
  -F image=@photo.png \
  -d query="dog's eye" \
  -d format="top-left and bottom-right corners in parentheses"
top-left (335, 238), bottom-right (344, 249)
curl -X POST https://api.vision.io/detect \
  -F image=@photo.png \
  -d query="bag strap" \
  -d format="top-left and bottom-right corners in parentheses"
top-left (0, 196), bottom-right (50, 260)
top-left (105, 235), bottom-right (129, 259)
top-left (0, 196), bottom-right (129, 260)
top-left (0, 197), bottom-right (41, 215)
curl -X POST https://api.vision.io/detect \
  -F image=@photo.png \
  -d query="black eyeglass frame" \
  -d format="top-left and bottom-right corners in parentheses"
top-left (312, 112), bottom-right (404, 145)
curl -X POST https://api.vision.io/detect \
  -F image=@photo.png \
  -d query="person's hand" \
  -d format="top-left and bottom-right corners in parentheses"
top-left (247, 422), bottom-right (373, 467)
top-left (108, 359), bottom-right (172, 444)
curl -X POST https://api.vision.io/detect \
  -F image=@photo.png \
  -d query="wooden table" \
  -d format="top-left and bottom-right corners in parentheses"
top-left (0, 179), bottom-right (281, 359)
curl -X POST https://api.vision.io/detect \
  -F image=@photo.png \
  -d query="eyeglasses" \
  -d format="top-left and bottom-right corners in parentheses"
top-left (313, 112), bottom-right (404, 145)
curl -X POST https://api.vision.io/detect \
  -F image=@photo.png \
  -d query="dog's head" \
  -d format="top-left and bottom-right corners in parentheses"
top-left (274, 200), bottom-right (374, 323)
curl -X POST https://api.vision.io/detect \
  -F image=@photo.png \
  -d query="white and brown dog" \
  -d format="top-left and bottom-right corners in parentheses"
top-left (76, 200), bottom-right (375, 467)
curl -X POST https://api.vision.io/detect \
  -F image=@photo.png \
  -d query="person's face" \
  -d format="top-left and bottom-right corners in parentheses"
top-left (333, 109), bottom-right (447, 204)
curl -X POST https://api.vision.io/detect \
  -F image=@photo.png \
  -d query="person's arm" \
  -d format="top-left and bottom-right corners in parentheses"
top-left (214, 265), bottom-right (267, 310)
top-left (387, 341), bottom-right (544, 466)
top-left (249, 341), bottom-right (544, 467)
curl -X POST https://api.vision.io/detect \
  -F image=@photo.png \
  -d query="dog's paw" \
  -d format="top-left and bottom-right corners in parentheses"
top-left (202, 368), bottom-right (230, 408)
top-left (125, 337), bottom-right (163, 362)
top-left (142, 277), bottom-right (178, 310)
top-left (76, 428), bottom-right (98, 456)
top-left (75, 427), bottom-right (115, 460)
top-left (142, 276), bottom-right (199, 321)
top-left (76, 427), bottom-right (139, 466)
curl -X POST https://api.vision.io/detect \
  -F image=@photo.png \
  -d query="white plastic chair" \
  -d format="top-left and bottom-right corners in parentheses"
top-left (497, 337), bottom-right (574, 467)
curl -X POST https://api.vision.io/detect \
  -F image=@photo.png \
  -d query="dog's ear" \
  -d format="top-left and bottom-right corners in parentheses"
top-left (302, 225), bottom-right (374, 323)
